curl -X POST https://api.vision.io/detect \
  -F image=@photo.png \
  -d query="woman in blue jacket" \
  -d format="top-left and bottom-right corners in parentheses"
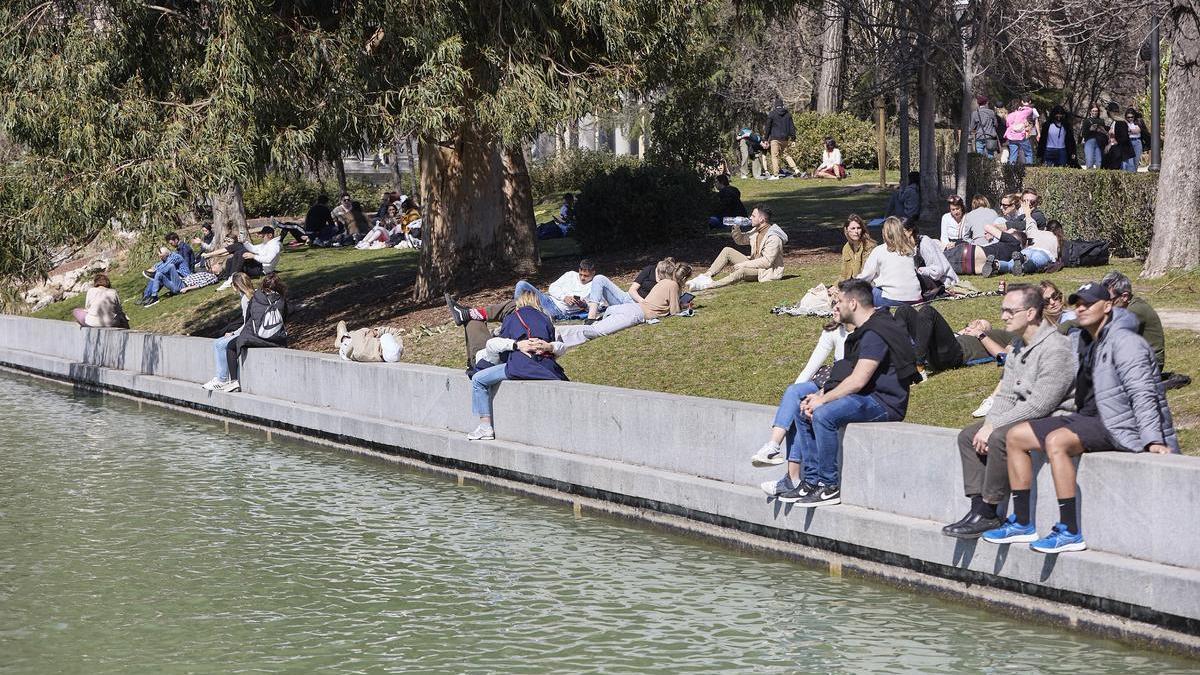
top-left (467, 291), bottom-right (569, 440)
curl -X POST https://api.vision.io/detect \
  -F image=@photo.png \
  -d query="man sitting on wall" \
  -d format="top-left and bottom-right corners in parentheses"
top-left (688, 204), bottom-right (788, 290)
top-left (942, 284), bottom-right (1076, 539)
top-left (760, 279), bottom-right (916, 507)
top-left (1101, 271), bottom-right (1188, 390)
top-left (983, 281), bottom-right (1179, 554)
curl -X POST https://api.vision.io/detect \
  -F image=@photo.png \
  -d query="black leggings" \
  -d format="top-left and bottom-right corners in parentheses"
top-left (893, 303), bottom-right (964, 371)
top-left (222, 243), bottom-right (264, 279)
top-left (225, 332), bottom-right (285, 381)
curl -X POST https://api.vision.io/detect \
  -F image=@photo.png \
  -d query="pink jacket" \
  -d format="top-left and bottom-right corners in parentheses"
top-left (1004, 106), bottom-right (1036, 142)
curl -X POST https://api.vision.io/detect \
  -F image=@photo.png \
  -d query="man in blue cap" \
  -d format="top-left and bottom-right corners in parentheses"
top-left (982, 280), bottom-right (1179, 554)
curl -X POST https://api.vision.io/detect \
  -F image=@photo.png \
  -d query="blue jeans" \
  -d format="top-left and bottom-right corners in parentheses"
top-left (144, 265), bottom-right (183, 299)
top-left (997, 248), bottom-right (1052, 274)
top-left (872, 287), bottom-right (910, 308)
top-left (1124, 138), bottom-right (1142, 171)
top-left (1043, 147), bottom-right (1067, 166)
top-left (513, 280), bottom-right (572, 320)
top-left (793, 394), bottom-right (890, 486)
top-left (587, 275), bottom-right (634, 308)
top-left (1007, 139), bottom-right (1033, 165)
top-left (213, 334), bottom-right (237, 381)
top-left (471, 363), bottom-right (509, 417)
top-left (974, 139), bottom-right (994, 158)
top-left (1083, 138), bottom-right (1102, 168)
top-left (774, 381), bottom-right (821, 485)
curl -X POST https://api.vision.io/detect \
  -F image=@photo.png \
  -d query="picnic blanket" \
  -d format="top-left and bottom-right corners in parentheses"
top-left (771, 280), bottom-right (998, 318)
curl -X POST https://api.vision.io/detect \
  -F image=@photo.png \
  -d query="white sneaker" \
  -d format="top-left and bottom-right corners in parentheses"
top-left (971, 395), bottom-right (993, 418)
top-left (217, 379), bottom-right (241, 393)
top-left (767, 175), bottom-right (780, 181)
top-left (201, 377), bottom-right (227, 391)
top-left (466, 424), bottom-right (495, 441)
top-left (751, 442), bottom-right (785, 466)
top-left (217, 278), bottom-right (233, 291)
top-left (687, 274), bottom-right (713, 291)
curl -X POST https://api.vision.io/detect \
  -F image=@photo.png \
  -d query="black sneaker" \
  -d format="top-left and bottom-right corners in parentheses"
top-left (795, 484), bottom-right (841, 508)
top-left (1010, 251), bottom-right (1026, 276)
top-left (1162, 372), bottom-right (1192, 391)
top-left (981, 255), bottom-right (997, 278)
top-left (141, 296), bottom-right (159, 308)
top-left (777, 480), bottom-right (818, 504)
top-left (942, 512), bottom-right (1003, 539)
top-left (445, 293), bottom-right (469, 326)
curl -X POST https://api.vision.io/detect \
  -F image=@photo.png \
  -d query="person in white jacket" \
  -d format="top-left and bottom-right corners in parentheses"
top-left (512, 260), bottom-right (595, 321)
top-left (857, 217), bottom-right (922, 307)
top-left (750, 293), bottom-right (852, 466)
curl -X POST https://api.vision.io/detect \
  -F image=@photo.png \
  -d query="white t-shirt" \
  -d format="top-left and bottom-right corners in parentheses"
top-left (796, 325), bottom-right (849, 383)
top-left (857, 245), bottom-right (922, 303)
top-left (940, 212), bottom-right (968, 245)
top-left (819, 148), bottom-right (843, 169)
top-left (244, 237), bottom-right (282, 274)
top-left (546, 271), bottom-right (593, 313)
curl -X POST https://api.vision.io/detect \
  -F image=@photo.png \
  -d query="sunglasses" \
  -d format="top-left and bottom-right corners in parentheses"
top-left (1000, 201), bottom-right (1014, 207)
top-left (1044, 293), bottom-right (1062, 302)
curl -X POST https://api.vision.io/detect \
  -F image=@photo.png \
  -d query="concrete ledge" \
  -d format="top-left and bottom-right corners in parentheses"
top-left (2, 315), bottom-right (1199, 644)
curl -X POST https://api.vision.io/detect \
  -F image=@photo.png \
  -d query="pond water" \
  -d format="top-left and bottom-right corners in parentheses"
top-left (0, 372), bottom-right (1193, 673)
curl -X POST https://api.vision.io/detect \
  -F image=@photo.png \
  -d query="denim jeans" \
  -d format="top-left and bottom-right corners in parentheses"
top-left (774, 381), bottom-right (821, 485)
top-left (1007, 139), bottom-right (1033, 165)
top-left (213, 334), bottom-right (237, 381)
top-left (1124, 138), bottom-right (1142, 172)
top-left (871, 287), bottom-right (910, 308)
top-left (1083, 138), bottom-right (1102, 168)
top-left (793, 394), bottom-right (890, 486)
top-left (1043, 147), bottom-right (1067, 166)
top-left (974, 139), bottom-right (994, 158)
top-left (587, 275), bottom-right (634, 308)
top-left (996, 248), bottom-right (1052, 274)
top-left (513, 280), bottom-right (571, 320)
top-left (144, 265), bottom-right (183, 299)
top-left (471, 363), bottom-right (509, 416)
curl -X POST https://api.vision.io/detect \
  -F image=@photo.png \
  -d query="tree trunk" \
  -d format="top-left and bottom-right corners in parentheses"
top-left (898, 86), bottom-right (911, 184)
top-left (815, 0), bottom-right (846, 114)
top-left (390, 138), bottom-right (406, 195)
top-left (955, 44), bottom-right (977, 198)
top-left (875, 96), bottom-right (888, 187)
top-left (334, 156), bottom-right (348, 194)
top-left (917, 56), bottom-right (940, 228)
top-left (413, 126), bottom-right (539, 301)
top-left (211, 181), bottom-right (249, 243)
top-left (1143, 6), bottom-right (1200, 276)
top-left (407, 136), bottom-right (419, 197)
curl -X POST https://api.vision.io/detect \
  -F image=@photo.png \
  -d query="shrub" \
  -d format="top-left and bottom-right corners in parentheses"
top-left (241, 173), bottom-right (391, 218)
top-left (529, 149), bottom-right (641, 196)
top-left (967, 157), bottom-right (1157, 257)
top-left (784, 112), bottom-right (878, 170)
top-left (573, 164), bottom-right (713, 253)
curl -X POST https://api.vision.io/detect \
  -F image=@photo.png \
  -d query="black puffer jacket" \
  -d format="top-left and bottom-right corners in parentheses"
top-left (763, 103), bottom-right (796, 142)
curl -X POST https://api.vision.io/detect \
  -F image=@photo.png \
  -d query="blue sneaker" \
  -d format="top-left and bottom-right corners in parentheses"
top-left (981, 515), bottom-right (1037, 544)
top-left (1030, 523), bottom-right (1087, 554)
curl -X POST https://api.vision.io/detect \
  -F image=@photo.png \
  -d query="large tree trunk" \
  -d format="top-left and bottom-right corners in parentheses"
top-left (815, 0), bottom-right (846, 114)
top-left (917, 56), bottom-right (940, 229)
top-left (413, 126), bottom-right (538, 301)
top-left (955, 44), bottom-right (977, 198)
top-left (211, 181), bottom-right (248, 243)
top-left (1143, 6), bottom-right (1200, 276)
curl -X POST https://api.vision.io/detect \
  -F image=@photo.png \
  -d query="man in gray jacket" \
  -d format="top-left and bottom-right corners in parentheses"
top-left (970, 96), bottom-right (1001, 158)
top-left (943, 285), bottom-right (1076, 539)
top-left (984, 281), bottom-right (1179, 554)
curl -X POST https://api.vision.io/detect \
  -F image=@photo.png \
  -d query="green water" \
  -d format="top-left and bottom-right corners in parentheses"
top-left (0, 372), bottom-right (1193, 673)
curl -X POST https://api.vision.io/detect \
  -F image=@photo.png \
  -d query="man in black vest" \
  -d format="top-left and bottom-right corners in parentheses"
top-left (761, 279), bottom-right (917, 507)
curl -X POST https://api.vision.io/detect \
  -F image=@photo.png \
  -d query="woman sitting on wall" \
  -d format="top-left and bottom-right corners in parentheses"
top-left (466, 290), bottom-right (569, 441)
top-left (72, 274), bottom-right (129, 329)
top-left (201, 272), bottom-right (256, 392)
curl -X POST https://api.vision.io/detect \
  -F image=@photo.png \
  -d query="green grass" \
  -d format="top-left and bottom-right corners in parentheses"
top-left (32, 173), bottom-right (1200, 453)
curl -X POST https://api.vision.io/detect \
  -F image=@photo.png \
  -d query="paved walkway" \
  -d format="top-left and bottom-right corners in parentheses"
top-left (1158, 309), bottom-right (1200, 332)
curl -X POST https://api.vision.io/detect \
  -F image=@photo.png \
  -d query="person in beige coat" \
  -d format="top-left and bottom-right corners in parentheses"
top-left (72, 274), bottom-right (129, 328)
top-left (335, 321), bottom-right (404, 362)
top-left (689, 205), bottom-right (789, 290)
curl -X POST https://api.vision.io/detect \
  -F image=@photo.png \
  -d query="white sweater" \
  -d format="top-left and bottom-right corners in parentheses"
top-left (917, 235), bottom-right (958, 286)
top-left (940, 213), bottom-right (968, 245)
top-left (796, 325), bottom-right (849, 383)
top-left (858, 245), bottom-right (922, 302)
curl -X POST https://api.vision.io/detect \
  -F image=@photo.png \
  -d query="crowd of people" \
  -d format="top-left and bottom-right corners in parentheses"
top-left (971, 95), bottom-right (1153, 171)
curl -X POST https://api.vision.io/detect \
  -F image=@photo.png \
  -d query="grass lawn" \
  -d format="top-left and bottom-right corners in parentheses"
top-left (31, 173), bottom-right (1200, 453)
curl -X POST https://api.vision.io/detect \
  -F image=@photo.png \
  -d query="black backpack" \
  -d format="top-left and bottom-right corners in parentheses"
top-left (246, 290), bottom-right (288, 342)
top-left (1062, 239), bottom-right (1111, 267)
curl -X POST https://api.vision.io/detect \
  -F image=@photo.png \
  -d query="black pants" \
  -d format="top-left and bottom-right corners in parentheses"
top-left (223, 243), bottom-right (264, 279)
top-left (276, 222), bottom-right (307, 245)
top-left (893, 303), bottom-right (963, 371)
top-left (225, 332), bottom-right (284, 381)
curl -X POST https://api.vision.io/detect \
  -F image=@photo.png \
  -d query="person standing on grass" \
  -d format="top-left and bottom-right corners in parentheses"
top-left (942, 285), bottom-right (1076, 539)
top-left (762, 97), bottom-right (801, 179)
top-left (760, 279), bottom-right (916, 507)
top-left (688, 205), bottom-right (788, 291)
top-left (1003, 98), bottom-right (1037, 166)
top-left (983, 281), bottom-right (1178, 554)
top-left (72, 274), bottom-right (129, 328)
top-left (466, 290), bottom-right (569, 441)
top-left (970, 96), bottom-right (1001, 159)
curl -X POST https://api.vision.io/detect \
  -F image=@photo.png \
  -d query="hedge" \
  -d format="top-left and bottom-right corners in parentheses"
top-left (241, 173), bottom-right (391, 218)
top-left (966, 157), bottom-right (1158, 258)
top-left (529, 148), bottom-right (641, 197)
top-left (574, 164), bottom-right (712, 253)
top-left (782, 112), bottom-right (878, 170)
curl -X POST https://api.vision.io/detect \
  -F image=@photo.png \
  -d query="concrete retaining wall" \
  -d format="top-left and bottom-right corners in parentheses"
top-left (2, 315), bottom-right (1198, 639)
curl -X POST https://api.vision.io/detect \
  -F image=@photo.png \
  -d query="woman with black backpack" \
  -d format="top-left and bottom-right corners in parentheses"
top-left (220, 273), bottom-right (290, 393)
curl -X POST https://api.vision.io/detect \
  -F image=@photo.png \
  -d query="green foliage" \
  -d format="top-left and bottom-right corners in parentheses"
top-left (967, 157), bottom-right (1158, 257)
top-left (785, 112), bottom-right (879, 169)
top-left (529, 149), bottom-right (641, 197)
top-left (646, 50), bottom-right (731, 169)
top-left (573, 165), bottom-right (713, 253)
top-left (240, 174), bottom-right (387, 218)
